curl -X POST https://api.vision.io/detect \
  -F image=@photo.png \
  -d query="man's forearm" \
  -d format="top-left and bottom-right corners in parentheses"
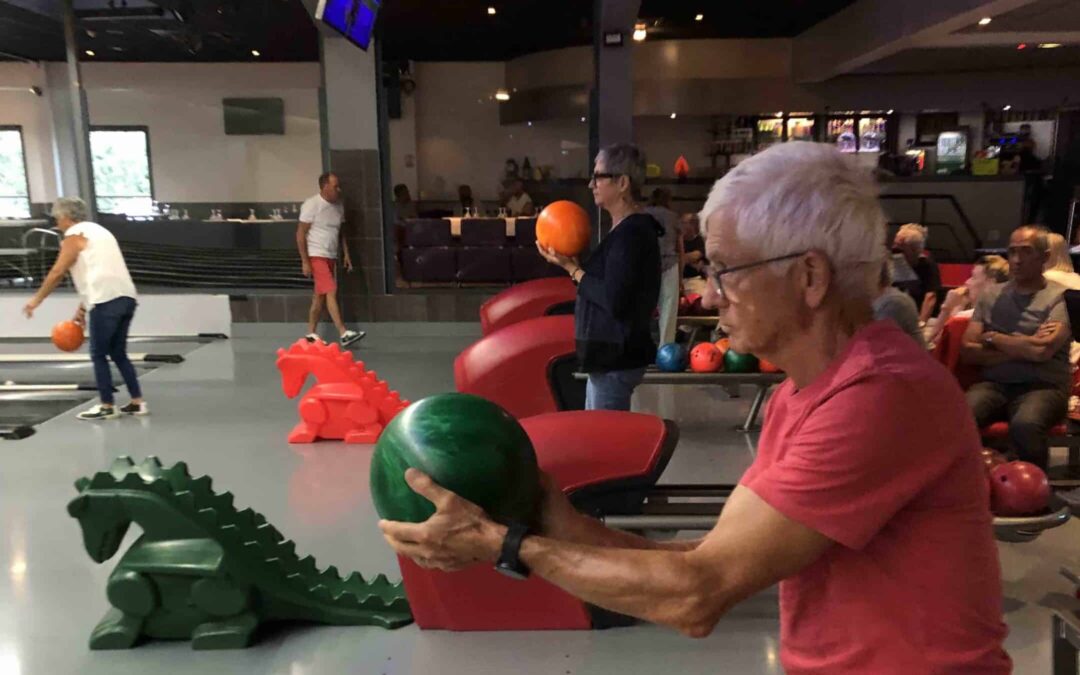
top-left (518, 535), bottom-right (722, 634)
top-left (557, 509), bottom-right (699, 551)
top-left (296, 232), bottom-right (310, 263)
top-left (961, 343), bottom-right (1011, 366)
top-left (991, 334), bottom-right (1054, 362)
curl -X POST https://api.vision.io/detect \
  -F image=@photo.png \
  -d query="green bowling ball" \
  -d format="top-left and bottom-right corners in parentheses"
top-left (723, 349), bottom-right (759, 374)
top-left (370, 393), bottom-right (541, 526)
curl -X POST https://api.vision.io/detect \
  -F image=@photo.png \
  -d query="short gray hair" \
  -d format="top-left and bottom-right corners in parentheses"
top-left (597, 143), bottom-right (646, 199)
top-left (895, 223), bottom-right (927, 251)
top-left (51, 197), bottom-right (90, 223)
top-left (699, 142), bottom-right (886, 302)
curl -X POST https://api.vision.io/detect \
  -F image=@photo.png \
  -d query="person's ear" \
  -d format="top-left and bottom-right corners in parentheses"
top-left (801, 251), bottom-right (832, 309)
top-left (618, 175), bottom-right (631, 195)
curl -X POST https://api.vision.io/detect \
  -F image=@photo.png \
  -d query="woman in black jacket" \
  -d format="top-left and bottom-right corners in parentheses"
top-left (538, 143), bottom-right (662, 410)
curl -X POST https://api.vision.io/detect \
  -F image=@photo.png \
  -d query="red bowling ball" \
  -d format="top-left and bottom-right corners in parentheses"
top-left (689, 343), bottom-right (722, 373)
top-left (989, 461), bottom-right (1050, 516)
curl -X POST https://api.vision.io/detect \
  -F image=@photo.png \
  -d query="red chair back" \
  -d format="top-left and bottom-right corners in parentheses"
top-left (479, 277), bottom-right (576, 336)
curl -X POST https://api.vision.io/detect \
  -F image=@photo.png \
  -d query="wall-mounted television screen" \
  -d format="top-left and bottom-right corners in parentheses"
top-left (316, 0), bottom-right (380, 51)
top-left (223, 98), bottom-right (285, 135)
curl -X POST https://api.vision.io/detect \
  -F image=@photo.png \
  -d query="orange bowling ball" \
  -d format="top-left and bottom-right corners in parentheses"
top-left (51, 320), bottom-right (84, 352)
top-left (536, 201), bottom-right (590, 257)
top-left (689, 342), bottom-right (723, 373)
top-left (759, 358), bottom-right (783, 374)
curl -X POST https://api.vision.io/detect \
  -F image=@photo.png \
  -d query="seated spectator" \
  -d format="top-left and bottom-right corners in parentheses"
top-left (506, 180), bottom-right (536, 217)
top-left (679, 213), bottom-right (708, 295)
top-left (646, 189), bottom-right (681, 345)
top-left (893, 223), bottom-right (941, 323)
top-left (1044, 231), bottom-right (1080, 290)
top-left (961, 225), bottom-right (1072, 468)
top-left (925, 255), bottom-right (1009, 347)
top-left (458, 184), bottom-right (476, 215)
top-left (393, 184), bottom-right (418, 221)
top-left (873, 257), bottom-right (926, 348)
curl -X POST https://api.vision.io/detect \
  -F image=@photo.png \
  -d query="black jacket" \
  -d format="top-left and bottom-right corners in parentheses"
top-left (575, 212), bottom-right (662, 372)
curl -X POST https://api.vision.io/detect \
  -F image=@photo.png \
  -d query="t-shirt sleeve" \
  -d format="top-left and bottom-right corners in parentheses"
top-left (1050, 294), bottom-right (1069, 325)
top-left (299, 198), bottom-right (316, 223)
top-left (742, 376), bottom-right (958, 550)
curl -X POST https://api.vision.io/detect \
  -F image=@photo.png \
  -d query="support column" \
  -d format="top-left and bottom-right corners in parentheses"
top-left (48, 0), bottom-right (95, 213)
top-left (319, 35), bottom-right (386, 321)
top-left (592, 0), bottom-right (640, 151)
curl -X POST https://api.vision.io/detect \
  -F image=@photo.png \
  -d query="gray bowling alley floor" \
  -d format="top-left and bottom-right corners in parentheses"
top-left (1, 321), bottom-right (1078, 674)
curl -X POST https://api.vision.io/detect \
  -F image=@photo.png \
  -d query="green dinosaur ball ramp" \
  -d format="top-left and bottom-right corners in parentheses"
top-left (371, 393), bottom-right (541, 526)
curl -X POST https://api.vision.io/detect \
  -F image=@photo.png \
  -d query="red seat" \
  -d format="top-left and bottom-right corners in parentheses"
top-left (398, 410), bottom-right (675, 630)
top-left (936, 315), bottom-right (1070, 439)
top-left (479, 277), bottom-right (576, 336)
top-left (455, 314), bottom-right (581, 419)
top-left (938, 263), bottom-right (974, 288)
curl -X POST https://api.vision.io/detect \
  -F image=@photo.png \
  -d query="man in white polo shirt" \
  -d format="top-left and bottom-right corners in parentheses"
top-left (22, 196), bottom-right (148, 421)
top-left (297, 172), bottom-right (363, 347)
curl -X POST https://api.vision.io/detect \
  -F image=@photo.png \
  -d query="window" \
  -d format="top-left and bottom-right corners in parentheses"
top-left (90, 127), bottom-right (153, 216)
top-left (0, 126), bottom-right (31, 219)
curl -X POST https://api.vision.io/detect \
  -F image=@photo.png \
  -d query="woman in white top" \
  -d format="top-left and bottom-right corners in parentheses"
top-left (1044, 232), bottom-right (1080, 290)
top-left (23, 197), bottom-right (147, 421)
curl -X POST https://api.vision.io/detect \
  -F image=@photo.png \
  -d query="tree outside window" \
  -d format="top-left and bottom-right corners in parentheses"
top-left (90, 128), bottom-right (154, 216)
top-left (0, 127), bottom-right (31, 219)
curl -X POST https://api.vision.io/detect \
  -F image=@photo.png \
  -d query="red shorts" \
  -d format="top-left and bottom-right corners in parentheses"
top-left (310, 257), bottom-right (337, 294)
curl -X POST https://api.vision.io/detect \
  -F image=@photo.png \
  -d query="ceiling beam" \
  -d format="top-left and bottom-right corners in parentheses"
top-left (913, 31), bottom-right (1080, 47)
top-left (792, 0), bottom-right (1040, 82)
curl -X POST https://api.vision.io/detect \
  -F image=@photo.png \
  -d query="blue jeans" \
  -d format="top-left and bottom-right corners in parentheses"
top-left (89, 296), bottom-right (141, 405)
top-left (585, 367), bottom-right (646, 411)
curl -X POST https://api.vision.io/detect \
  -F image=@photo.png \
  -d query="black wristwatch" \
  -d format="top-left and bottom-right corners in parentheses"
top-left (494, 522), bottom-right (531, 580)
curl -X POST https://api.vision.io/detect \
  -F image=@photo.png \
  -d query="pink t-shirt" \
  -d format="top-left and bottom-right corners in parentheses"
top-left (742, 321), bottom-right (1011, 674)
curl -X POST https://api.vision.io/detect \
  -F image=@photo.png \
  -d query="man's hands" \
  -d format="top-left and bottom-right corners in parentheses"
top-left (22, 297), bottom-right (40, 318)
top-left (73, 305), bottom-right (86, 326)
top-left (301, 260), bottom-right (312, 278)
top-left (379, 469), bottom-right (506, 572)
top-left (343, 253), bottom-right (354, 273)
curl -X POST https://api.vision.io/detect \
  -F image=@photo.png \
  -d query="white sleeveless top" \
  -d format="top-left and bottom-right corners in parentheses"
top-left (66, 221), bottom-right (137, 306)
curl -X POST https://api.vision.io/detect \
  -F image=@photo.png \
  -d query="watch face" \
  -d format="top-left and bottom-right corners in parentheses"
top-left (494, 562), bottom-right (529, 581)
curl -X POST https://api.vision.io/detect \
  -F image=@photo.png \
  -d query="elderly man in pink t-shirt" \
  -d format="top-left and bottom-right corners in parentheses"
top-left (379, 143), bottom-right (1011, 674)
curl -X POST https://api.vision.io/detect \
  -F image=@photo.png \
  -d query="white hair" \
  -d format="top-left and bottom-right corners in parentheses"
top-left (699, 142), bottom-right (886, 302)
top-left (51, 196), bottom-right (90, 223)
top-left (895, 223), bottom-right (928, 251)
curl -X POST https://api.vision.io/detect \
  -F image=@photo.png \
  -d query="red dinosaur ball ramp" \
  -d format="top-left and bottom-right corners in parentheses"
top-left (276, 339), bottom-right (409, 444)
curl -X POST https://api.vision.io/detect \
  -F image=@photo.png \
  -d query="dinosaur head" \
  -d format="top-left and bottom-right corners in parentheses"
top-left (278, 362), bottom-right (309, 399)
top-left (67, 492), bottom-right (131, 563)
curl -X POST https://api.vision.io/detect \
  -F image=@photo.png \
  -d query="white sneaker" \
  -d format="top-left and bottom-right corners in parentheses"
top-left (340, 330), bottom-right (366, 347)
top-left (304, 333), bottom-right (323, 343)
top-left (77, 405), bottom-right (121, 421)
top-left (119, 401), bottom-right (150, 416)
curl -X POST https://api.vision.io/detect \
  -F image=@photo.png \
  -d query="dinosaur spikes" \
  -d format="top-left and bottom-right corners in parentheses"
top-left (369, 574), bottom-right (391, 592)
top-left (174, 490), bottom-right (197, 513)
top-left (321, 565), bottom-right (341, 582)
top-left (309, 584), bottom-right (333, 603)
top-left (88, 471), bottom-right (114, 489)
top-left (148, 478), bottom-right (172, 496)
top-left (233, 508), bottom-right (257, 531)
top-left (189, 476), bottom-right (214, 499)
top-left (196, 507), bottom-right (219, 528)
top-left (296, 555), bottom-right (318, 575)
top-left (256, 522), bottom-right (284, 545)
top-left (67, 494), bottom-right (89, 516)
top-left (213, 492), bottom-right (235, 512)
top-left (275, 540), bottom-right (297, 562)
top-left (109, 456), bottom-right (135, 478)
top-left (119, 472), bottom-right (146, 488)
top-left (74, 477), bottom-right (90, 493)
top-left (343, 571), bottom-right (367, 589)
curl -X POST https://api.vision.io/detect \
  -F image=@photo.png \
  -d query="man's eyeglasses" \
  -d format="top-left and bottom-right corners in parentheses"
top-left (707, 251), bottom-right (806, 300)
top-left (590, 172), bottom-right (619, 182)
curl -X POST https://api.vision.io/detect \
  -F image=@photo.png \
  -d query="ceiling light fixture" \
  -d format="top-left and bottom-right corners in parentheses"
top-left (670, 112), bottom-right (677, 119)
top-left (84, 50), bottom-right (95, 57)
top-left (1038, 42), bottom-right (1062, 49)
top-left (887, 109), bottom-right (894, 114)
top-left (1003, 104), bottom-right (1012, 111)
top-left (487, 6), bottom-right (496, 15)
top-left (495, 89), bottom-right (510, 101)
top-left (580, 117), bottom-right (586, 122)
top-left (527, 121), bottom-right (533, 127)
top-left (632, 22), bottom-right (647, 41)
top-left (251, 49), bottom-right (260, 57)
top-left (695, 14), bottom-right (704, 21)
top-left (978, 17), bottom-right (992, 26)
